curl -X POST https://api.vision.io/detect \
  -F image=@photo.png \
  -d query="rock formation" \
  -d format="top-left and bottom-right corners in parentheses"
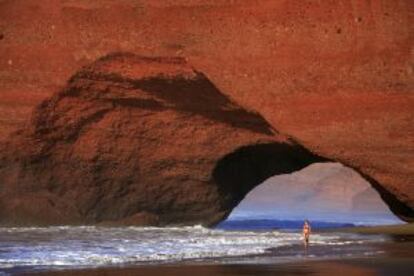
top-left (0, 0), bottom-right (413, 225)
top-left (0, 53), bottom-right (324, 226)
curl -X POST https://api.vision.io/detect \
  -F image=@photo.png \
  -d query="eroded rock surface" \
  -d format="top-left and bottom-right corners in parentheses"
top-left (0, 53), bottom-right (324, 226)
top-left (0, 0), bottom-right (413, 225)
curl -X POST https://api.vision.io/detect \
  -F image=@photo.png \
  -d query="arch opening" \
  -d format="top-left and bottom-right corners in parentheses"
top-left (225, 163), bottom-right (402, 227)
top-left (212, 143), bottom-right (409, 226)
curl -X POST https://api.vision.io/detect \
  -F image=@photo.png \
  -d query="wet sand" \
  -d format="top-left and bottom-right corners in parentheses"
top-left (29, 238), bottom-right (414, 276)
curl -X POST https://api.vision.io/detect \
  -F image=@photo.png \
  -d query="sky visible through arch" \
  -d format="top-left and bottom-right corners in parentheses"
top-left (228, 163), bottom-right (402, 225)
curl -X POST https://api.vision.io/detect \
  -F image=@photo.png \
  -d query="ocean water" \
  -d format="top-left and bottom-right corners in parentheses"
top-left (0, 220), bottom-right (388, 274)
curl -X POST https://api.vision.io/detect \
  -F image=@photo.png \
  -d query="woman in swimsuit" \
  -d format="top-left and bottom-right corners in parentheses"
top-left (303, 220), bottom-right (311, 245)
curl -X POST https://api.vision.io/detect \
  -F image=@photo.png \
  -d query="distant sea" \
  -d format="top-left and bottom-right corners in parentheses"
top-left (217, 218), bottom-right (355, 231)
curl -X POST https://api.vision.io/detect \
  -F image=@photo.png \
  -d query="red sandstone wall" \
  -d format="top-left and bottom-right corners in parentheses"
top-left (0, 0), bottom-right (413, 211)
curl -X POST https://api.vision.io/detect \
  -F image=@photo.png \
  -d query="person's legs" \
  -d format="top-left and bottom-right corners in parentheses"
top-left (304, 233), bottom-right (309, 244)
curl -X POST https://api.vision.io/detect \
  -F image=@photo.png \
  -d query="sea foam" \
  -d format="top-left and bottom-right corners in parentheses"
top-left (0, 225), bottom-right (385, 272)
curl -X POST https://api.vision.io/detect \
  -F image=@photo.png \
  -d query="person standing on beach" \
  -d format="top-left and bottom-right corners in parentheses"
top-left (303, 220), bottom-right (311, 245)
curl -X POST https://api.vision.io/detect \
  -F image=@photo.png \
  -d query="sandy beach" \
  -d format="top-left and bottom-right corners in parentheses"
top-left (29, 243), bottom-right (414, 276)
top-left (26, 225), bottom-right (414, 276)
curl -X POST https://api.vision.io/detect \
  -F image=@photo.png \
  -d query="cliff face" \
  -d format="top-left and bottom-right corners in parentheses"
top-left (0, 53), bottom-right (323, 226)
top-left (0, 0), bottom-right (413, 224)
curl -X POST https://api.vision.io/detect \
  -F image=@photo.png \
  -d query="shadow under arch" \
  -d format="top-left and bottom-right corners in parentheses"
top-left (212, 142), bottom-right (327, 221)
top-left (212, 142), bottom-right (414, 224)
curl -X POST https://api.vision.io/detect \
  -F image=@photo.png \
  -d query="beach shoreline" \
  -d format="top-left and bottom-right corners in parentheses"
top-left (25, 225), bottom-right (414, 276)
top-left (6, 223), bottom-right (413, 275)
top-left (27, 241), bottom-right (414, 276)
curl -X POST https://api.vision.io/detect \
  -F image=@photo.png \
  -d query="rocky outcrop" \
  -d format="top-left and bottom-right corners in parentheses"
top-left (0, 0), bottom-right (413, 225)
top-left (0, 53), bottom-right (324, 226)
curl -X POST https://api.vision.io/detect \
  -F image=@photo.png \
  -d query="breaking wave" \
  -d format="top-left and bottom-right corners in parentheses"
top-left (0, 225), bottom-right (385, 273)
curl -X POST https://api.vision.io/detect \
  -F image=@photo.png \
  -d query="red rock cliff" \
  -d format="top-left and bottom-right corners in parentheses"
top-left (0, 0), bottom-right (413, 224)
top-left (0, 53), bottom-right (326, 225)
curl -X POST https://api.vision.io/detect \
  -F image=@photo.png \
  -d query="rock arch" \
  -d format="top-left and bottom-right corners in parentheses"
top-left (213, 145), bottom-right (414, 224)
top-left (212, 143), bottom-right (326, 220)
top-left (0, 53), bottom-right (412, 226)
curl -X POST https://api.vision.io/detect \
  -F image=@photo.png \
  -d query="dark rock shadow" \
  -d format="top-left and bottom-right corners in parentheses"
top-left (72, 52), bottom-right (276, 136)
top-left (212, 142), bottom-right (327, 214)
top-left (130, 73), bottom-right (275, 135)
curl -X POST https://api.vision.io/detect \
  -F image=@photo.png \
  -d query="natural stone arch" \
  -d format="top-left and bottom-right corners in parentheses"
top-left (0, 53), bottom-right (412, 226)
top-left (213, 144), bottom-right (414, 224)
top-left (212, 143), bottom-right (326, 221)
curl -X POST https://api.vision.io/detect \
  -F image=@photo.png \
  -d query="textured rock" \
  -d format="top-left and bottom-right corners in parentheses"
top-left (0, 53), bottom-right (324, 226)
top-left (0, 0), bottom-right (413, 225)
